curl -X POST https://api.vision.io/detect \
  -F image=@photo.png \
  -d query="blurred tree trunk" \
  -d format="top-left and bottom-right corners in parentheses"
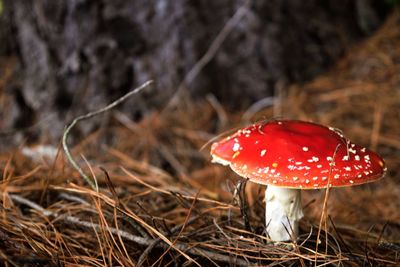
top-left (1, 0), bottom-right (388, 146)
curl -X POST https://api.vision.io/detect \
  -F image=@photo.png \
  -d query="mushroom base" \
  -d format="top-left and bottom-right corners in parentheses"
top-left (265, 185), bottom-right (304, 242)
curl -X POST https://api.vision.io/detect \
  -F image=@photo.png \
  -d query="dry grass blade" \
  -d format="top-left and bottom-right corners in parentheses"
top-left (62, 80), bottom-right (153, 190)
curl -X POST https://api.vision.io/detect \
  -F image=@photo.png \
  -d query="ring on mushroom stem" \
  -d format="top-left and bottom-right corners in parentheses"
top-left (210, 120), bottom-right (386, 242)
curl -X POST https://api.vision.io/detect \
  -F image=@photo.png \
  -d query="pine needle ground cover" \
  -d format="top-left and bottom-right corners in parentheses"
top-left (0, 13), bottom-right (399, 267)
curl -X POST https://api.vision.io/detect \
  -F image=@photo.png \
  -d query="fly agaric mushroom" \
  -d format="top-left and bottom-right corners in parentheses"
top-left (210, 120), bottom-right (386, 242)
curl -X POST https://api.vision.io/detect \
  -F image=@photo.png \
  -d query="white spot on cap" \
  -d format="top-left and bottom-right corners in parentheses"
top-left (322, 176), bottom-right (327, 180)
top-left (364, 155), bottom-right (370, 161)
top-left (355, 155), bottom-right (360, 161)
top-left (305, 179), bottom-right (310, 183)
top-left (349, 180), bottom-right (354, 184)
top-left (260, 149), bottom-right (267, 157)
top-left (270, 169), bottom-right (276, 174)
top-left (293, 177), bottom-right (298, 181)
top-left (327, 156), bottom-right (333, 161)
top-left (334, 174), bottom-right (339, 179)
top-left (314, 184), bottom-right (319, 187)
top-left (302, 147), bottom-right (309, 151)
top-left (317, 164), bottom-right (322, 168)
top-left (344, 166), bottom-right (351, 171)
top-left (307, 157), bottom-right (319, 163)
top-left (232, 143), bottom-right (240, 152)
top-left (361, 148), bottom-right (366, 152)
top-left (342, 155), bottom-right (349, 161)
top-left (312, 177), bottom-right (318, 181)
top-left (273, 180), bottom-right (277, 184)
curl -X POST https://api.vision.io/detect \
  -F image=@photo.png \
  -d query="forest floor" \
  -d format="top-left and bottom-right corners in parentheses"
top-left (0, 13), bottom-right (400, 267)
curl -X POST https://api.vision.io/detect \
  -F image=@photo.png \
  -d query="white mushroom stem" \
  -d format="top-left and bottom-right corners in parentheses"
top-left (265, 185), bottom-right (304, 242)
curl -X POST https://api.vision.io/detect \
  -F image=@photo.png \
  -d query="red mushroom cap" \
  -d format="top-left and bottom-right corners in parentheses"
top-left (210, 120), bottom-right (386, 189)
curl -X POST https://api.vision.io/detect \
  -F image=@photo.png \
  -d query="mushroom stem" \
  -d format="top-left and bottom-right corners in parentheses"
top-left (265, 185), bottom-right (304, 242)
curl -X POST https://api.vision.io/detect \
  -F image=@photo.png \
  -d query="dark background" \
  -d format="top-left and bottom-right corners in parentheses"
top-left (0, 0), bottom-right (392, 147)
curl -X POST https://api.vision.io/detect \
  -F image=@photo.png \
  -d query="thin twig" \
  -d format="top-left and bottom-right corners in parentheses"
top-left (58, 193), bottom-right (90, 206)
top-left (242, 96), bottom-right (275, 123)
top-left (238, 179), bottom-right (253, 232)
top-left (137, 215), bottom-right (201, 267)
top-left (328, 216), bottom-right (351, 257)
top-left (206, 94), bottom-right (228, 131)
top-left (8, 193), bottom-right (251, 266)
top-left (62, 80), bottom-right (153, 190)
top-left (164, 0), bottom-right (250, 110)
top-left (314, 143), bottom-right (341, 266)
top-left (151, 191), bottom-right (199, 267)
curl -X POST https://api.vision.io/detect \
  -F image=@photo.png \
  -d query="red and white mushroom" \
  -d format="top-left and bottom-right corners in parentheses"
top-left (210, 120), bottom-right (386, 242)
